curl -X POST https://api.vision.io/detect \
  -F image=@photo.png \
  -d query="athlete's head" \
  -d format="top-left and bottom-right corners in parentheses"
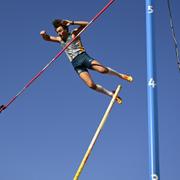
top-left (52, 19), bottom-right (69, 37)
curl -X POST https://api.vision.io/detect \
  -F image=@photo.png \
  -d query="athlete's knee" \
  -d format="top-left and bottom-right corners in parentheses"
top-left (97, 67), bottom-right (108, 74)
top-left (101, 67), bottom-right (109, 74)
top-left (87, 82), bottom-right (97, 89)
top-left (91, 62), bottom-right (108, 74)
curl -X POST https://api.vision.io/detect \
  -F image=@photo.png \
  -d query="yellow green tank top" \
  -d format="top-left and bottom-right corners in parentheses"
top-left (60, 33), bottom-right (85, 62)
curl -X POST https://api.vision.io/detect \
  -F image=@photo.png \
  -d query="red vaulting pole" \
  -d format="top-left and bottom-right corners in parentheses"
top-left (0, 0), bottom-right (116, 113)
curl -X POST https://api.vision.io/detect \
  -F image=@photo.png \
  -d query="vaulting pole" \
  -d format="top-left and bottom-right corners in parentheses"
top-left (0, 0), bottom-right (116, 113)
top-left (145, 1), bottom-right (160, 179)
top-left (73, 85), bottom-right (121, 180)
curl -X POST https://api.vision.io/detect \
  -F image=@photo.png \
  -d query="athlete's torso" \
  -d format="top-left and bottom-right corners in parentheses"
top-left (60, 33), bottom-right (85, 62)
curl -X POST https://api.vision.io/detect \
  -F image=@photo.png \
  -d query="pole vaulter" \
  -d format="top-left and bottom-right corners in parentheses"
top-left (0, 0), bottom-right (117, 113)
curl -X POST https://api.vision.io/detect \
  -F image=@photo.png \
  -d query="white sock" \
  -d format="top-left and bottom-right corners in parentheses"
top-left (95, 84), bottom-right (113, 97)
top-left (107, 67), bottom-right (121, 77)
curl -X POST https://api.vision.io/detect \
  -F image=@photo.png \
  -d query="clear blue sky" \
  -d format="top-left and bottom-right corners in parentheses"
top-left (0, 0), bottom-right (180, 179)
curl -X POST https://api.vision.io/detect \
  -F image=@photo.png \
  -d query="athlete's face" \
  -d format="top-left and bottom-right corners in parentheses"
top-left (56, 26), bottom-right (68, 37)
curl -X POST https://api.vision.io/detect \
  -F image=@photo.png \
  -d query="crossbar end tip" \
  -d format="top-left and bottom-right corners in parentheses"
top-left (0, 105), bottom-right (6, 113)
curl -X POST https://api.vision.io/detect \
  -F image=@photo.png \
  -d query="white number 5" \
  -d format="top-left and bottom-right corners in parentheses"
top-left (148, 5), bottom-right (154, 13)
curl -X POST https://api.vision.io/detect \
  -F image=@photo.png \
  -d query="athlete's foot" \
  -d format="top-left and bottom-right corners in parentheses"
top-left (119, 74), bottom-right (133, 82)
top-left (112, 91), bottom-right (122, 104)
top-left (116, 96), bottom-right (122, 104)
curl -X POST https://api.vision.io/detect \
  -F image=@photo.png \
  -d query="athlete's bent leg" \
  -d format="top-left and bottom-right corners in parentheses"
top-left (91, 60), bottom-right (133, 82)
top-left (79, 72), bottom-right (122, 104)
top-left (79, 71), bottom-right (112, 97)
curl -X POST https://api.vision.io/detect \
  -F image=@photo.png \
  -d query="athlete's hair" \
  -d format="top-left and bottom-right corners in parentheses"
top-left (52, 19), bottom-right (69, 32)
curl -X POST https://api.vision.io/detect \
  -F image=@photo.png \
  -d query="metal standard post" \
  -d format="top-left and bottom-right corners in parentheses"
top-left (145, 0), bottom-right (160, 180)
top-left (73, 85), bottom-right (122, 180)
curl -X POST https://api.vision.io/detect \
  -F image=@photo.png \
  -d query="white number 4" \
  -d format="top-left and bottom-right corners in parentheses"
top-left (148, 78), bottom-right (156, 88)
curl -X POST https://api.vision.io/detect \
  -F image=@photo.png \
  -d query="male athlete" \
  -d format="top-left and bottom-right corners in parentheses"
top-left (40, 19), bottom-right (133, 103)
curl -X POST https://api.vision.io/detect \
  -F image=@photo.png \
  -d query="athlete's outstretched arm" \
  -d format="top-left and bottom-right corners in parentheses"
top-left (62, 20), bottom-right (88, 26)
top-left (40, 30), bottom-right (61, 43)
top-left (70, 21), bottom-right (88, 36)
top-left (72, 21), bottom-right (88, 26)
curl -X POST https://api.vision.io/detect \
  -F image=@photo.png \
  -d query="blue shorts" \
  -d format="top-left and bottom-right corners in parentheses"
top-left (71, 52), bottom-right (94, 74)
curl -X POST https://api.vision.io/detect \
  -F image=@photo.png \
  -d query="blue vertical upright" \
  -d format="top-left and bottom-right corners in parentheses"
top-left (145, 0), bottom-right (160, 180)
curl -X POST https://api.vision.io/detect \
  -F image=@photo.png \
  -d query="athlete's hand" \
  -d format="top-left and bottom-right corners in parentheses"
top-left (62, 20), bottom-right (73, 26)
top-left (40, 30), bottom-right (50, 40)
top-left (40, 30), bottom-right (47, 36)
